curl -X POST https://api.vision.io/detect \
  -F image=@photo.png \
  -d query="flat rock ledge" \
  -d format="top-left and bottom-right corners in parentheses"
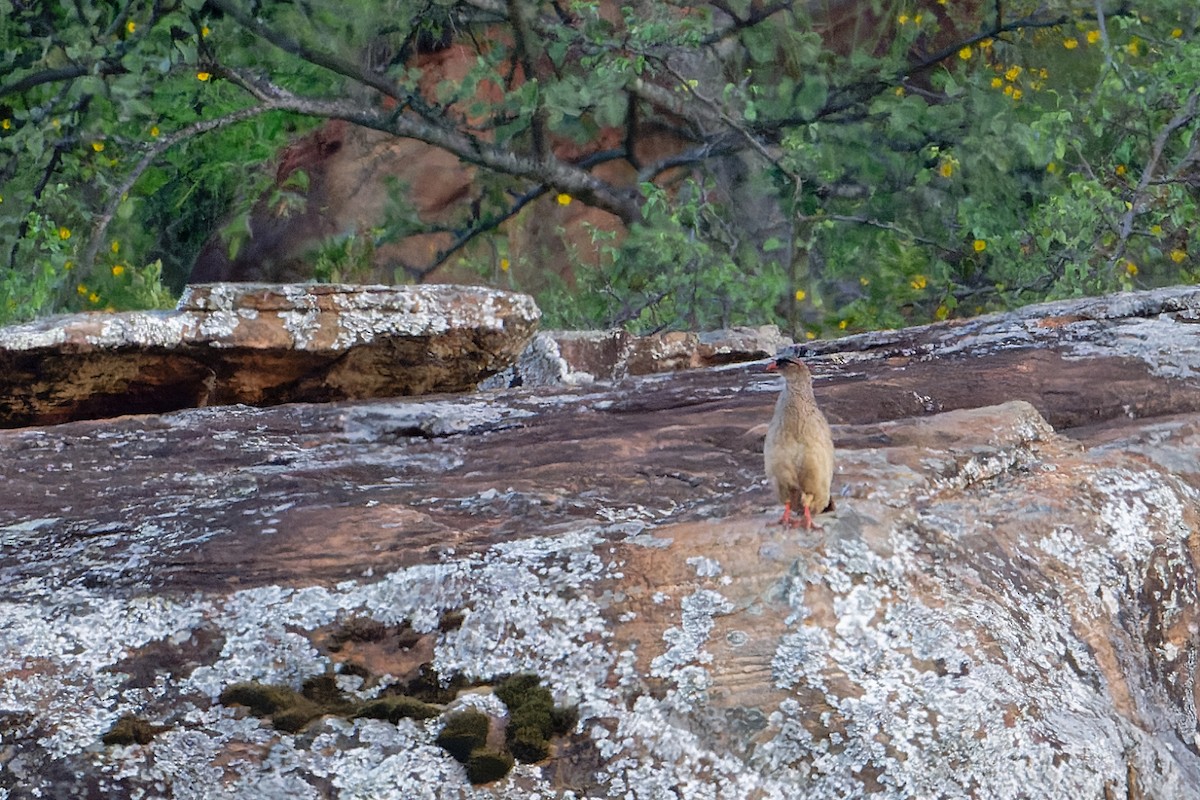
top-left (0, 283), bottom-right (540, 428)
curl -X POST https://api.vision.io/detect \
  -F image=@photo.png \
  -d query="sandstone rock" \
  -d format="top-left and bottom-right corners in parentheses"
top-left (485, 324), bottom-right (792, 387)
top-left (0, 283), bottom-right (539, 428)
top-left (3, 287), bottom-right (1200, 798)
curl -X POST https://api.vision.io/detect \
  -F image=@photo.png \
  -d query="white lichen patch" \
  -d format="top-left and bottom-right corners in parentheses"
top-left (278, 309), bottom-right (324, 350)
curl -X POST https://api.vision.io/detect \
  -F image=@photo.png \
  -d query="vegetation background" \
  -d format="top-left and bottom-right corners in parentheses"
top-left (1, 0), bottom-right (1197, 338)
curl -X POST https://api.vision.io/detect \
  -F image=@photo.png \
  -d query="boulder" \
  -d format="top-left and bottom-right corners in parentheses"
top-left (0, 283), bottom-right (540, 428)
top-left (2, 286), bottom-right (1200, 798)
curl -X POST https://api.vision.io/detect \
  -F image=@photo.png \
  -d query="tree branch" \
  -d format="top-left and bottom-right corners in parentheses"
top-left (1106, 88), bottom-right (1200, 272)
top-left (223, 67), bottom-right (644, 223)
top-left (81, 105), bottom-right (280, 273)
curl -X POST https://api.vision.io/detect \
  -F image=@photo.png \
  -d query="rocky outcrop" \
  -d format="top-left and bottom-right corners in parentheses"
top-left (3, 286), bottom-right (1200, 798)
top-left (0, 283), bottom-right (540, 428)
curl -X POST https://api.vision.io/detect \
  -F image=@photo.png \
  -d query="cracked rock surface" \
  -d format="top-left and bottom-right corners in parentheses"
top-left (3, 286), bottom-right (1200, 798)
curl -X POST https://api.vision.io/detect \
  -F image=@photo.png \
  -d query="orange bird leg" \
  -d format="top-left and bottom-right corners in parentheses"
top-left (776, 501), bottom-right (793, 527)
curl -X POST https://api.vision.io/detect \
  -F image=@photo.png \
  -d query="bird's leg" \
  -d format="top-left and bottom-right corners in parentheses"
top-left (776, 501), bottom-right (793, 527)
top-left (802, 502), bottom-right (817, 530)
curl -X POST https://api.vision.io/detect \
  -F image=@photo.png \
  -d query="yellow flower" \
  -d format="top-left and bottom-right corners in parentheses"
top-left (898, 13), bottom-right (909, 25)
top-left (77, 283), bottom-right (88, 295)
top-left (111, 241), bottom-right (119, 254)
top-left (958, 46), bottom-right (972, 60)
top-left (1170, 249), bottom-right (1187, 263)
top-left (1125, 261), bottom-right (1138, 276)
top-left (92, 141), bottom-right (105, 152)
top-left (1, 118), bottom-right (9, 130)
top-left (201, 25), bottom-right (211, 37)
top-left (894, 86), bottom-right (905, 97)
top-left (935, 304), bottom-right (950, 320)
top-left (500, 258), bottom-right (510, 272)
top-left (1115, 164), bottom-right (1127, 176)
top-left (990, 77), bottom-right (1003, 89)
top-left (1087, 30), bottom-right (1101, 44)
top-left (64, 260), bottom-right (73, 271)
top-left (794, 289), bottom-right (806, 302)
top-left (111, 265), bottom-right (125, 277)
top-left (126, 20), bottom-right (136, 34)
top-left (913, 14), bottom-right (923, 24)
top-left (1011, 88), bottom-right (1023, 101)
top-left (804, 331), bottom-right (816, 340)
top-left (1039, 68), bottom-right (1048, 79)
top-left (1171, 28), bottom-right (1183, 39)
top-left (838, 319), bottom-right (848, 330)
top-left (89, 292), bottom-right (100, 304)
top-left (1046, 162), bottom-right (1058, 173)
top-left (973, 239), bottom-right (987, 252)
top-left (1150, 224), bottom-right (1163, 235)
top-left (859, 277), bottom-right (869, 286)
top-left (939, 160), bottom-right (955, 178)
top-left (197, 71), bottom-right (211, 82)
top-left (58, 226), bottom-right (71, 240)
top-left (1003, 84), bottom-right (1014, 97)
top-left (1063, 38), bottom-right (1078, 50)
top-left (1004, 66), bottom-right (1021, 82)
top-left (150, 125), bottom-right (160, 137)
top-left (979, 38), bottom-right (993, 50)
top-left (1126, 38), bottom-right (1141, 56)
top-left (910, 275), bottom-right (927, 290)
top-left (555, 193), bottom-right (572, 206)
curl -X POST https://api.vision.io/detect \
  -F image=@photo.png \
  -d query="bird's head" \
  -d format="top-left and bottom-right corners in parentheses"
top-left (766, 355), bottom-right (810, 378)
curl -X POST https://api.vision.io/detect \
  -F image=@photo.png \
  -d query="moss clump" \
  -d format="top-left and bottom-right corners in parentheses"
top-left (355, 694), bottom-right (440, 723)
top-left (404, 663), bottom-right (468, 705)
top-left (465, 748), bottom-right (514, 785)
top-left (270, 699), bottom-right (324, 733)
top-left (101, 715), bottom-right (167, 746)
top-left (494, 673), bottom-right (576, 763)
top-left (435, 709), bottom-right (491, 762)
top-left (219, 681), bottom-right (323, 733)
top-left (219, 682), bottom-right (302, 718)
top-left (302, 674), bottom-right (351, 709)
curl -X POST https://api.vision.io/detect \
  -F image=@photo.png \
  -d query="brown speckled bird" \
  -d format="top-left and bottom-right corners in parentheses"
top-left (763, 355), bottom-right (835, 529)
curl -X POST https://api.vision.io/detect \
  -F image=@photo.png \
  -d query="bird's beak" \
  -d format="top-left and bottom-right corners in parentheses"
top-left (765, 361), bottom-right (778, 372)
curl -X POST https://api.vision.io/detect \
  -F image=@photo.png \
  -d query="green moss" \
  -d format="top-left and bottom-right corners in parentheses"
top-left (101, 715), bottom-right (166, 746)
top-left (494, 673), bottom-right (575, 763)
top-left (508, 724), bottom-right (551, 763)
top-left (435, 709), bottom-right (490, 763)
top-left (465, 748), bottom-right (514, 784)
top-left (302, 674), bottom-right (350, 709)
top-left (270, 699), bottom-right (324, 733)
top-left (219, 680), bottom-right (326, 733)
top-left (219, 682), bottom-right (302, 717)
top-left (404, 663), bottom-right (467, 705)
top-left (356, 694), bottom-right (441, 723)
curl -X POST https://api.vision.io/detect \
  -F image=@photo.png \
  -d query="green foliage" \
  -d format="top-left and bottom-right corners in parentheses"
top-left (4, 0), bottom-right (1199, 337)
top-left (538, 182), bottom-right (788, 333)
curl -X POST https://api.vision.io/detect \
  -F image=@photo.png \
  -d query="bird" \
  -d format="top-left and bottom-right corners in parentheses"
top-left (763, 355), bottom-right (835, 529)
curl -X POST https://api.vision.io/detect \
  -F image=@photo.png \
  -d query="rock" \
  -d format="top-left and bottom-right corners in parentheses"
top-left (3, 286), bottom-right (1200, 798)
top-left (0, 283), bottom-right (540, 428)
top-left (485, 324), bottom-right (791, 387)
